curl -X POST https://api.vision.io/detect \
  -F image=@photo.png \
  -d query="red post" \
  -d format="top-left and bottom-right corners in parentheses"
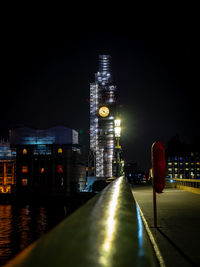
top-left (151, 141), bottom-right (166, 228)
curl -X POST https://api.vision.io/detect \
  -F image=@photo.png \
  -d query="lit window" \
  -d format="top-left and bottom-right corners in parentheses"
top-left (58, 148), bottom-right (62, 154)
top-left (168, 162), bottom-right (172, 165)
top-left (23, 149), bottom-right (27, 155)
top-left (22, 166), bottom-right (28, 173)
top-left (41, 168), bottom-right (45, 173)
top-left (57, 165), bottom-right (63, 173)
top-left (22, 178), bottom-right (28, 186)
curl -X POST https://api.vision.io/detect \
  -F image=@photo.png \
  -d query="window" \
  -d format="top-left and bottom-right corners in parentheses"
top-left (23, 149), bottom-right (27, 155)
top-left (57, 165), bottom-right (63, 173)
top-left (41, 168), bottom-right (45, 173)
top-left (22, 178), bottom-right (28, 186)
top-left (0, 164), bottom-right (3, 175)
top-left (22, 166), bottom-right (28, 173)
top-left (58, 148), bottom-right (62, 154)
top-left (6, 164), bottom-right (13, 174)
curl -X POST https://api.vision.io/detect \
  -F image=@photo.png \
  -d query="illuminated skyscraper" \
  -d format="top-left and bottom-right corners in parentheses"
top-left (90, 55), bottom-right (117, 178)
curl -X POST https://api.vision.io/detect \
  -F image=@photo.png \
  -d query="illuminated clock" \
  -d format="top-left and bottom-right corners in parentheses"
top-left (99, 106), bottom-right (110, 117)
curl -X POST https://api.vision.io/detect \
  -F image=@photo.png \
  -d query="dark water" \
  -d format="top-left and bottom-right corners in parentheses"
top-left (0, 202), bottom-right (75, 266)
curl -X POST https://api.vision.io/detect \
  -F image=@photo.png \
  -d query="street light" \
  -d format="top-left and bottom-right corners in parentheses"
top-left (114, 119), bottom-right (121, 138)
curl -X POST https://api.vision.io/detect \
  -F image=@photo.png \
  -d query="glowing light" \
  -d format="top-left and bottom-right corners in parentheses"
top-left (114, 119), bottom-right (120, 127)
top-left (22, 166), bottom-right (28, 173)
top-left (22, 178), bottom-right (28, 186)
top-left (57, 165), bottom-right (63, 173)
top-left (114, 127), bottom-right (121, 137)
top-left (58, 148), bottom-right (62, 154)
top-left (23, 149), bottom-right (27, 155)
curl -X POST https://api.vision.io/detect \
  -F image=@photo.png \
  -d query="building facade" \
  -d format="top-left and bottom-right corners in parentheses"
top-left (90, 55), bottom-right (117, 178)
top-left (9, 126), bottom-right (86, 196)
top-left (166, 153), bottom-right (200, 179)
top-left (166, 137), bottom-right (200, 179)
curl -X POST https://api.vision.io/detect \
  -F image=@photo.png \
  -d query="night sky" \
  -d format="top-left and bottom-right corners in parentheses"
top-left (1, 7), bottom-right (199, 171)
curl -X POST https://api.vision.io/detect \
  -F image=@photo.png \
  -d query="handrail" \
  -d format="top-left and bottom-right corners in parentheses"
top-left (173, 178), bottom-right (200, 183)
top-left (5, 177), bottom-right (159, 267)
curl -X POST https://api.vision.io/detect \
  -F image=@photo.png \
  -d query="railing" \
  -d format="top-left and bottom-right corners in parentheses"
top-left (5, 177), bottom-right (159, 267)
top-left (167, 178), bottom-right (200, 193)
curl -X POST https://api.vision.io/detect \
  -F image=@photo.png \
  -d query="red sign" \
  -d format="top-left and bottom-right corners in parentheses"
top-left (152, 141), bottom-right (166, 193)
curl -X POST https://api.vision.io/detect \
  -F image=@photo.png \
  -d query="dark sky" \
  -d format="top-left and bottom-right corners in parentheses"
top-left (1, 6), bottom-right (199, 171)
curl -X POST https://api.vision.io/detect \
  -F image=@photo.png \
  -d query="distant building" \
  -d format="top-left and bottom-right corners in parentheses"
top-left (0, 141), bottom-right (16, 193)
top-left (166, 136), bottom-right (200, 179)
top-left (9, 126), bottom-right (86, 196)
top-left (90, 55), bottom-right (118, 178)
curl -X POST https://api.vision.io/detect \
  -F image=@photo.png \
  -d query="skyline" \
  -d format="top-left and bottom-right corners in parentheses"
top-left (1, 27), bottom-right (199, 171)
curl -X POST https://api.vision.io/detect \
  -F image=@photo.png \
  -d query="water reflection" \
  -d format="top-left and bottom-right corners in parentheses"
top-left (0, 205), bottom-right (12, 265)
top-left (0, 204), bottom-right (66, 266)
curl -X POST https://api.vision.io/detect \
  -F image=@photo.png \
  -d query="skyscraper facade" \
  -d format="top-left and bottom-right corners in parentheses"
top-left (90, 55), bottom-right (117, 178)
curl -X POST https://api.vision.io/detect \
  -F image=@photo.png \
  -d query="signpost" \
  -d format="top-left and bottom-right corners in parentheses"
top-left (151, 141), bottom-right (166, 228)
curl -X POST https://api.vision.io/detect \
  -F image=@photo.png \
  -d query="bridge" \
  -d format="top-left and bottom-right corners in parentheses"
top-left (4, 177), bottom-right (200, 267)
top-left (132, 182), bottom-right (200, 267)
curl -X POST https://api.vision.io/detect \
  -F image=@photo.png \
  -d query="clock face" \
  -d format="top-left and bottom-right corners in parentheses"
top-left (99, 106), bottom-right (110, 117)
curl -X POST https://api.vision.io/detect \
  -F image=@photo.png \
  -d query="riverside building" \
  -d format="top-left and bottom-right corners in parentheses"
top-left (9, 126), bottom-right (86, 196)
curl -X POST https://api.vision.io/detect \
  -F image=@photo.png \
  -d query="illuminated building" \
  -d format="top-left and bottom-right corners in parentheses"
top-left (0, 141), bottom-right (16, 194)
top-left (166, 137), bottom-right (200, 179)
top-left (90, 55), bottom-right (117, 178)
top-left (10, 126), bottom-right (86, 196)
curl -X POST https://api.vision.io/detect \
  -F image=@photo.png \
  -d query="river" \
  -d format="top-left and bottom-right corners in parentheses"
top-left (0, 195), bottom-right (92, 266)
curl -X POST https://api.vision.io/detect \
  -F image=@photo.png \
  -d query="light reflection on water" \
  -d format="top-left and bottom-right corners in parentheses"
top-left (0, 204), bottom-right (66, 266)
